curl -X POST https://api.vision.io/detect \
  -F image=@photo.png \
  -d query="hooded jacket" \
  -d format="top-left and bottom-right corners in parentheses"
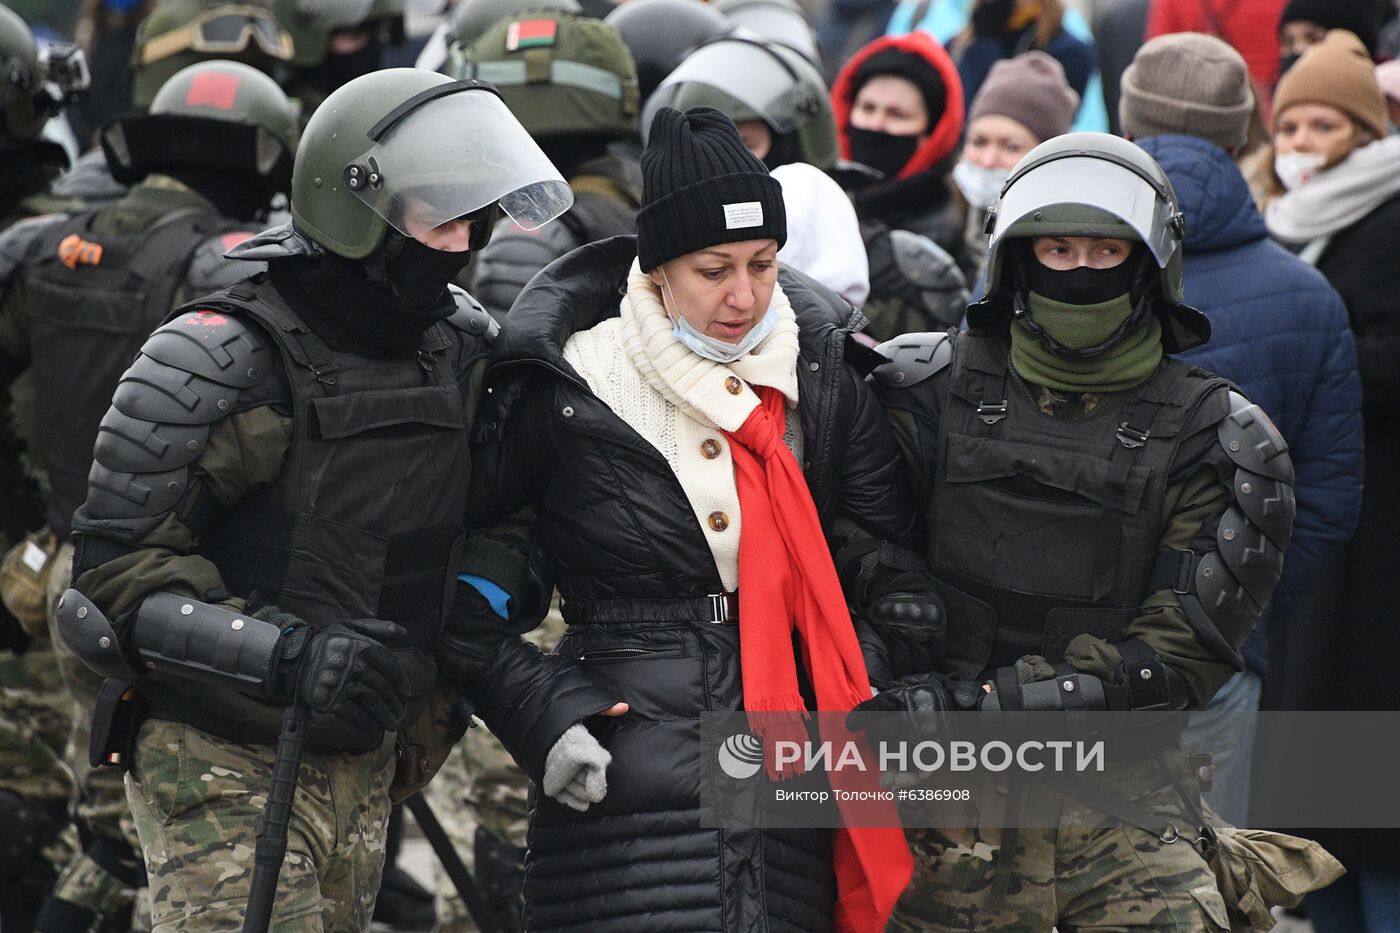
top-left (1138, 134), bottom-right (1363, 673)
top-left (830, 32), bottom-right (966, 255)
top-left (464, 236), bottom-right (920, 931)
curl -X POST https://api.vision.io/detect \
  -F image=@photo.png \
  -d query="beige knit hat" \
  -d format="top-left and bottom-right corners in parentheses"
top-left (1119, 33), bottom-right (1254, 152)
top-left (1273, 29), bottom-right (1387, 138)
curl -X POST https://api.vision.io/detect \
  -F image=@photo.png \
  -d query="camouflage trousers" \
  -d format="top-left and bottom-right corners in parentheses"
top-left (125, 719), bottom-right (395, 932)
top-left (41, 540), bottom-right (153, 932)
top-left (425, 603), bottom-right (566, 932)
top-left (889, 753), bottom-right (1231, 932)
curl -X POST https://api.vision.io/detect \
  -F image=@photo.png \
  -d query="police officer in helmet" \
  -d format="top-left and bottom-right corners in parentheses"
top-left (859, 133), bottom-right (1303, 929)
top-left (58, 69), bottom-right (571, 931)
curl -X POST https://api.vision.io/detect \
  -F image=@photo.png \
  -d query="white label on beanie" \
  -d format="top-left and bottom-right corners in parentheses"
top-left (723, 202), bottom-right (764, 229)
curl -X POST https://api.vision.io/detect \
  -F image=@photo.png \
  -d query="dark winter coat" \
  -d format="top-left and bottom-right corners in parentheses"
top-left (1138, 134), bottom-right (1364, 674)
top-left (466, 236), bottom-right (921, 931)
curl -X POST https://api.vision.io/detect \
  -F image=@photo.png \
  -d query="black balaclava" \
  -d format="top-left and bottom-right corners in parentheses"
top-left (300, 29), bottom-right (386, 99)
top-left (169, 168), bottom-right (271, 222)
top-left (1024, 248), bottom-right (1143, 306)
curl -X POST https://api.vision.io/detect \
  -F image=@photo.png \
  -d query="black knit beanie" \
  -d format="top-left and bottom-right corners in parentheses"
top-left (636, 106), bottom-right (787, 272)
top-left (851, 47), bottom-right (948, 123)
top-left (1280, 0), bottom-right (1380, 54)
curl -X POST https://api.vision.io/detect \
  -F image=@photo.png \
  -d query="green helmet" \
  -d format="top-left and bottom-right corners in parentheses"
top-left (447, 0), bottom-right (580, 50)
top-left (969, 132), bottom-right (1209, 353)
top-left (455, 12), bottom-right (638, 142)
top-left (101, 60), bottom-right (298, 197)
top-left (271, 0), bottom-right (405, 68)
top-left (0, 4), bottom-right (87, 148)
top-left (291, 68), bottom-right (573, 258)
top-left (642, 36), bottom-right (835, 170)
top-left (709, 0), bottom-right (818, 65)
top-left (131, 0), bottom-right (295, 108)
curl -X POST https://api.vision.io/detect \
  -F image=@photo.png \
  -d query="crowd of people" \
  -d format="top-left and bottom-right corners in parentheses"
top-left (0, 0), bottom-right (1395, 931)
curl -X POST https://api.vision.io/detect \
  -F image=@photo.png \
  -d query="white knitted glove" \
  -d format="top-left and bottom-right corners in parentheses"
top-left (543, 722), bottom-right (612, 811)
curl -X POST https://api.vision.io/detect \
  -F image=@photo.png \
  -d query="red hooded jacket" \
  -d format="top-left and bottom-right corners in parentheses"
top-left (830, 31), bottom-right (966, 181)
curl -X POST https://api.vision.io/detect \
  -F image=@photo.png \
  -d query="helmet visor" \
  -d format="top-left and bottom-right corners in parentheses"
top-left (991, 157), bottom-right (1179, 268)
top-left (345, 86), bottom-right (573, 234)
top-left (642, 40), bottom-right (808, 138)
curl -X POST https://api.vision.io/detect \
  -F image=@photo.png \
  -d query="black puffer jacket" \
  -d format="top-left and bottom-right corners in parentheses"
top-left (467, 236), bottom-right (921, 932)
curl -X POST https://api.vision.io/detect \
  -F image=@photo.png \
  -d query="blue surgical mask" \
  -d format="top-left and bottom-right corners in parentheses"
top-left (659, 268), bottom-right (779, 364)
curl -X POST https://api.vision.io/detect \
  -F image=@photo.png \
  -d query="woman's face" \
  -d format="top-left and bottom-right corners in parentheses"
top-left (962, 114), bottom-right (1039, 170)
top-left (648, 239), bottom-right (779, 343)
top-left (850, 75), bottom-right (929, 137)
top-left (1280, 19), bottom-right (1327, 58)
top-left (1030, 235), bottom-right (1134, 271)
top-left (1274, 103), bottom-right (1363, 168)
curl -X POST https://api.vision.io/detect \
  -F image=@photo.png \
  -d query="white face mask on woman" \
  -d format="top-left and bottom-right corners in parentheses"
top-left (952, 160), bottom-right (1011, 207)
top-left (1274, 150), bottom-right (1329, 190)
top-left (659, 267), bottom-right (779, 364)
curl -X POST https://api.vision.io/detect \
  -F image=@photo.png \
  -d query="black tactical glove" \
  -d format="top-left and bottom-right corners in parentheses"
top-left (866, 580), bottom-right (946, 678)
top-left (846, 671), bottom-right (985, 745)
top-left (274, 619), bottom-right (415, 734)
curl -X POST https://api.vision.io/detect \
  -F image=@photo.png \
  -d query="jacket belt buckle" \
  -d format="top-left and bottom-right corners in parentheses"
top-left (1116, 423), bottom-right (1150, 449)
top-left (708, 592), bottom-right (737, 624)
top-left (977, 401), bottom-right (1008, 425)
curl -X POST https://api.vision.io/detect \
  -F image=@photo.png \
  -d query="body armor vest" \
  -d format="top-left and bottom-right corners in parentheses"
top-left (197, 277), bottom-right (473, 653)
top-left (928, 333), bottom-right (1227, 679)
top-left (25, 208), bottom-right (240, 534)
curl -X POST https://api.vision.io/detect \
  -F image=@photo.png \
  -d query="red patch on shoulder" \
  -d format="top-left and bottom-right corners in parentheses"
top-left (221, 231), bottom-right (254, 249)
top-left (185, 72), bottom-right (240, 110)
top-left (186, 310), bottom-right (229, 326)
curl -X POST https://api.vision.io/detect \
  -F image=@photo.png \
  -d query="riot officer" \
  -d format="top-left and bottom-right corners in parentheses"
top-left (0, 8), bottom-right (89, 928)
top-left (644, 35), bottom-right (967, 339)
top-left (603, 0), bottom-right (731, 105)
top-left (455, 11), bottom-right (642, 319)
top-left (273, 0), bottom-right (407, 121)
top-left (859, 133), bottom-right (1297, 929)
top-left (55, 69), bottom-right (571, 932)
top-left (0, 58), bottom-right (296, 931)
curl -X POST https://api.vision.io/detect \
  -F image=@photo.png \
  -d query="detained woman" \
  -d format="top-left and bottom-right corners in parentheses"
top-left (457, 107), bottom-right (936, 932)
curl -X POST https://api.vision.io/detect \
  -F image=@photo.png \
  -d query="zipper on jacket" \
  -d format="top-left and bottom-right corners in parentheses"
top-left (577, 645), bottom-right (683, 663)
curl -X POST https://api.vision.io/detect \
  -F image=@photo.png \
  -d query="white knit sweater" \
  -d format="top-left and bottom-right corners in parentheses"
top-left (563, 260), bottom-right (802, 590)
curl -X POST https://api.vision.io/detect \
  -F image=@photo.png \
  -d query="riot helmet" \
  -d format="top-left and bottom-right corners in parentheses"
top-left (131, 0), bottom-right (294, 108)
top-left (969, 132), bottom-right (1209, 354)
top-left (603, 0), bottom-right (732, 103)
top-left (290, 68), bottom-right (572, 258)
top-left (448, 0), bottom-right (581, 50)
top-left (100, 60), bottom-right (298, 207)
top-left (642, 35), bottom-right (836, 170)
top-left (456, 12), bottom-right (638, 144)
top-left (0, 4), bottom-right (89, 148)
top-left (272, 0), bottom-right (406, 68)
top-left (709, 0), bottom-right (819, 65)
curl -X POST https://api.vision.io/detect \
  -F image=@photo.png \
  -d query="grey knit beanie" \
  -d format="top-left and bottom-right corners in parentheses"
top-left (1120, 32), bottom-right (1254, 152)
top-left (968, 52), bottom-right (1078, 144)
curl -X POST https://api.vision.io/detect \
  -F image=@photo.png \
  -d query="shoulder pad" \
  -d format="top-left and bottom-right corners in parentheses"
top-left (1218, 390), bottom-right (1294, 484)
top-left (224, 222), bottom-right (325, 261)
top-left (87, 310), bottom-right (270, 521)
top-left (471, 219), bottom-right (584, 316)
top-left (446, 285), bottom-right (499, 342)
top-left (888, 228), bottom-right (962, 288)
top-left (187, 230), bottom-right (262, 294)
top-left (871, 331), bottom-right (954, 388)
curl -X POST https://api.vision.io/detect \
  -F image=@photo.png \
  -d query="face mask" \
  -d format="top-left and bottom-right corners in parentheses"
top-left (1274, 150), bottom-right (1328, 190)
top-left (1024, 246), bottom-right (1140, 306)
top-left (847, 126), bottom-right (921, 181)
top-left (1278, 52), bottom-right (1301, 78)
top-left (952, 160), bottom-right (1010, 207)
top-left (659, 267), bottom-right (779, 364)
top-left (382, 233), bottom-right (472, 310)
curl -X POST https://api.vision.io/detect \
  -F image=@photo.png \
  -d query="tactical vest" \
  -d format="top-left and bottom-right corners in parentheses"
top-left (928, 333), bottom-right (1227, 679)
top-left (25, 208), bottom-right (241, 535)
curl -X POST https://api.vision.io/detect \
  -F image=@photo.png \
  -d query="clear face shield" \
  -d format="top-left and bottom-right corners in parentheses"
top-left (341, 83), bottom-right (573, 239)
top-left (641, 38), bottom-right (818, 143)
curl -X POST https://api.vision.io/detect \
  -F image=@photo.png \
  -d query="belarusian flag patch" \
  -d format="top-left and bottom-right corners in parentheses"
top-left (507, 19), bottom-right (558, 51)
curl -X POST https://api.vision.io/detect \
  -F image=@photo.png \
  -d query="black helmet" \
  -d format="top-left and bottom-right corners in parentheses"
top-left (603, 0), bottom-right (732, 103)
top-left (100, 60), bottom-right (298, 199)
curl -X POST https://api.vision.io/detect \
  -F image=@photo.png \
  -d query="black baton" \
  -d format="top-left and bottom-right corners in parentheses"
top-left (405, 792), bottom-right (505, 933)
top-left (242, 702), bottom-right (309, 933)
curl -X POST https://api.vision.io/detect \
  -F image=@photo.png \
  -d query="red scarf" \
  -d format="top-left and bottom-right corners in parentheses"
top-left (724, 385), bottom-right (913, 933)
